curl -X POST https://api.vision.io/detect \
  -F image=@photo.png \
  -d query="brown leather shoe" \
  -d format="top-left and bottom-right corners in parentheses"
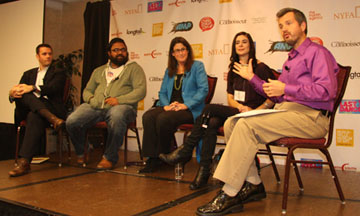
top-left (96, 157), bottom-right (114, 170)
top-left (9, 158), bottom-right (31, 177)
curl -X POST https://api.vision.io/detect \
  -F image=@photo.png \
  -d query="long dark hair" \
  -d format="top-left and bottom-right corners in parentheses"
top-left (167, 37), bottom-right (194, 77)
top-left (228, 32), bottom-right (257, 80)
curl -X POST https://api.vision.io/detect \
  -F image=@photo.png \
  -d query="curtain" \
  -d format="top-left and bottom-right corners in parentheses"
top-left (82, 0), bottom-right (110, 98)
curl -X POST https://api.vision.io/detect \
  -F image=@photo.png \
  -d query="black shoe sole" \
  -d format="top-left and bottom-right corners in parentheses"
top-left (196, 203), bottom-right (243, 216)
top-left (242, 192), bottom-right (267, 204)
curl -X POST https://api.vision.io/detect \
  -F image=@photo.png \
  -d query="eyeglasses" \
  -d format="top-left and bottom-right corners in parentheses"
top-left (111, 48), bottom-right (127, 53)
top-left (173, 48), bottom-right (187, 54)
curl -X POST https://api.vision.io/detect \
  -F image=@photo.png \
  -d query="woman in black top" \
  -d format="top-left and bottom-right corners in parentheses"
top-left (160, 32), bottom-right (275, 189)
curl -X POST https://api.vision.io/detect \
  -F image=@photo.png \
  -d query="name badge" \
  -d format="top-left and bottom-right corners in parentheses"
top-left (234, 90), bottom-right (245, 102)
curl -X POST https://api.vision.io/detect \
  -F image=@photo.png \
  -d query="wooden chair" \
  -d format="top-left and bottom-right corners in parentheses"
top-left (257, 64), bottom-right (351, 214)
top-left (82, 120), bottom-right (143, 169)
top-left (15, 78), bottom-right (72, 167)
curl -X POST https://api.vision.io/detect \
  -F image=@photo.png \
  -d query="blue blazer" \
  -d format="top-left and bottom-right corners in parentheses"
top-left (158, 60), bottom-right (208, 121)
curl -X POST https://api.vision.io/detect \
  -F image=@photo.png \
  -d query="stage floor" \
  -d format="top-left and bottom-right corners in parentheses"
top-left (0, 149), bottom-right (359, 216)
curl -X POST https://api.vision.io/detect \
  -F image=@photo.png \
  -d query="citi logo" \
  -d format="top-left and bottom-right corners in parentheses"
top-left (265, 41), bottom-right (292, 54)
top-left (169, 21), bottom-right (193, 33)
top-left (144, 50), bottom-right (162, 58)
top-left (124, 4), bottom-right (142, 15)
top-left (208, 44), bottom-right (230, 56)
top-left (169, 0), bottom-right (186, 7)
top-left (334, 5), bottom-right (360, 19)
top-left (127, 28), bottom-right (145, 36)
top-left (219, 19), bottom-right (246, 25)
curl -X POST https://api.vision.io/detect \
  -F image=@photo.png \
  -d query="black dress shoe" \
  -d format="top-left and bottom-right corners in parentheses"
top-left (238, 181), bottom-right (266, 203)
top-left (196, 190), bottom-right (243, 216)
top-left (190, 166), bottom-right (211, 190)
top-left (138, 158), bottom-right (162, 173)
top-left (159, 145), bottom-right (192, 165)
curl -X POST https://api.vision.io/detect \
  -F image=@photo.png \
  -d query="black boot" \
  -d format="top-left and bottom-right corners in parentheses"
top-left (38, 108), bottom-right (64, 131)
top-left (159, 144), bottom-right (192, 165)
top-left (189, 165), bottom-right (211, 190)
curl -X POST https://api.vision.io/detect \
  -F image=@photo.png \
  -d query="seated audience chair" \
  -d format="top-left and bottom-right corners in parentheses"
top-left (15, 78), bottom-right (72, 167)
top-left (257, 64), bottom-right (351, 214)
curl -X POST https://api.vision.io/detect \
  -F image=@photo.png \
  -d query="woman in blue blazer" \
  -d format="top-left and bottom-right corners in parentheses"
top-left (140, 37), bottom-right (208, 173)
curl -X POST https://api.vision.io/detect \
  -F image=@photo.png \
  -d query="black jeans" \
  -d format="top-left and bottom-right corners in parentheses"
top-left (182, 104), bottom-right (239, 167)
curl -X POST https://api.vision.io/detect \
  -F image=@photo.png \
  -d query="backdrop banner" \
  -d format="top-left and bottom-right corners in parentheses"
top-left (110, 0), bottom-right (360, 171)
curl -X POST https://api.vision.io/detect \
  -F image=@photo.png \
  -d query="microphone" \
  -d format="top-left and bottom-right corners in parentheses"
top-left (285, 66), bottom-right (290, 71)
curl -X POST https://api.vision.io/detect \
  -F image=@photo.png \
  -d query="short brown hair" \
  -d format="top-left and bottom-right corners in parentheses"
top-left (276, 8), bottom-right (307, 35)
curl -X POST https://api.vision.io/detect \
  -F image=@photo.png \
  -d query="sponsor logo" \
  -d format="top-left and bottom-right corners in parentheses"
top-left (339, 100), bottom-right (360, 113)
top-left (208, 44), bottom-right (230, 56)
top-left (300, 158), bottom-right (323, 168)
top-left (144, 50), bottom-right (162, 58)
top-left (219, 0), bottom-right (232, 3)
top-left (310, 37), bottom-right (323, 46)
top-left (336, 129), bottom-right (354, 147)
top-left (191, 44), bottom-right (203, 59)
top-left (309, 11), bottom-right (322, 21)
top-left (251, 17), bottom-right (267, 24)
top-left (124, 4), bottom-right (142, 15)
top-left (169, 0), bottom-right (186, 7)
top-left (335, 163), bottom-right (357, 171)
top-left (191, 0), bottom-right (208, 3)
top-left (169, 21), bottom-right (193, 33)
top-left (350, 71), bottom-right (360, 79)
top-left (152, 23), bottom-right (164, 37)
top-left (130, 52), bottom-right (140, 60)
top-left (149, 77), bottom-right (163, 81)
top-left (199, 17), bottom-right (214, 32)
top-left (219, 19), bottom-right (246, 25)
top-left (126, 28), bottom-right (145, 36)
top-left (138, 99), bottom-right (144, 110)
top-left (331, 41), bottom-right (360, 47)
top-left (334, 5), bottom-right (360, 20)
top-left (111, 30), bottom-right (123, 38)
top-left (265, 41), bottom-right (292, 54)
top-left (148, 0), bottom-right (163, 13)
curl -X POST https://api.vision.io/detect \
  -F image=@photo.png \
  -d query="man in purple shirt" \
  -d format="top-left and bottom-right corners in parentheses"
top-left (196, 8), bottom-right (338, 216)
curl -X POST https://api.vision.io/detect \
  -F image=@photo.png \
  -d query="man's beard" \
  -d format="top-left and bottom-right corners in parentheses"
top-left (110, 53), bottom-right (129, 67)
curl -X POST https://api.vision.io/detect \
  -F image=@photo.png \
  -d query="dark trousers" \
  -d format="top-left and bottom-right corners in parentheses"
top-left (183, 104), bottom-right (239, 167)
top-left (15, 93), bottom-right (64, 161)
top-left (142, 106), bottom-right (194, 158)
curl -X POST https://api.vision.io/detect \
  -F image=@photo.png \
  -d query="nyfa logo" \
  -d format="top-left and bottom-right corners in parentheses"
top-left (199, 17), bottom-right (214, 32)
top-left (169, 21), bottom-right (193, 34)
top-left (339, 100), bottom-right (360, 113)
top-left (336, 129), bottom-right (354, 147)
top-left (169, 0), bottom-right (186, 7)
top-left (130, 52), bottom-right (140, 60)
top-left (335, 163), bottom-right (357, 171)
top-left (127, 28), bottom-right (145, 36)
top-left (208, 44), bottom-right (230, 56)
top-left (191, 44), bottom-right (203, 59)
top-left (144, 50), bottom-right (162, 58)
top-left (219, 19), bottom-right (247, 25)
top-left (350, 71), bottom-right (360, 80)
top-left (191, 0), bottom-right (208, 3)
top-left (152, 23), bottom-right (163, 37)
top-left (219, 0), bottom-right (232, 3)
top-left (334, 5), bottom-right (360, 20)
top-left (124, 4), bottom-right (142, 15)
top-left (265, 41), bottom-right (292, 54)
top-left (148, 0), bottom-right (163, 13)
top-left (309, 11), bottom-right (322, 21)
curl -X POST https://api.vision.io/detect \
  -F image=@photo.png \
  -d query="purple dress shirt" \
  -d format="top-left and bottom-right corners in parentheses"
top-left (250, 38), bottom-right (339, 111)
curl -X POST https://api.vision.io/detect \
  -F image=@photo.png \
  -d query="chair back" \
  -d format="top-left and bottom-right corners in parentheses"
top-left (326, 64), bottom-right (351, 147)
top-left (205, 75), bottom-right (218, 104)
top-left (271, 69), bottom-right (281, 80)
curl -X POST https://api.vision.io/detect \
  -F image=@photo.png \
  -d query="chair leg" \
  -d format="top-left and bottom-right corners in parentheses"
top-left (133, 127), bottom-right (143, 161)
top-left (57, 129), bottom-right (63, 167)
top-left (15, 126), bottom-right (21, 165)
top-left (265, 144), bottom-right (281, 183)
top-left (321, 149), bottom-right (345, 203)
top-left (290, 151), bottom-right (303, 191)
top-left (65, 132), bottom-right (71, 160)
top-left (124, 128), bottom-right (129, 169)
top-left (83, 131), bottom-right (89, 167)
top-left (124, 127), bottom-right (145, 169)
top-left (281, 148), bottom-right (294, 215)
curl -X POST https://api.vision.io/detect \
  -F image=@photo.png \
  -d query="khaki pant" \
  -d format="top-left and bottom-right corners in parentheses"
top-left (213, 102), bottom-right (329, 191)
